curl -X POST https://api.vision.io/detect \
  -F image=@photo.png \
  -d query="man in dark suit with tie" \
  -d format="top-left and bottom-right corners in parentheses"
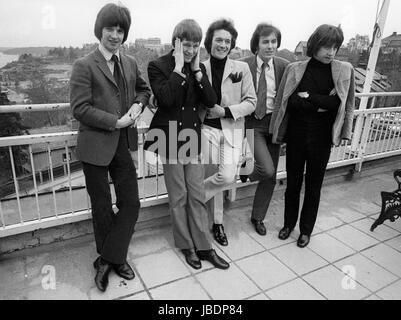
top-left (241, 23), bottom-right (289, 236)
top-left (70, 3), bottom-right (151, 292)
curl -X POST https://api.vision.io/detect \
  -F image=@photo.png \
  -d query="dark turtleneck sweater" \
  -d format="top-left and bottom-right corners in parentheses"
top-left (286, 57), bottom-right (341, 144)
top-left (203, 56), bottom-right (233, 129)
top-left (287, 57), bottom-right (341, 115)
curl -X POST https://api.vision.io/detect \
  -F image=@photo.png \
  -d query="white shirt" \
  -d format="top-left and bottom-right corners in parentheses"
top-left (256, 55), bottom-right (276, 114)
top-left (98, 43), bottom-right (120, 75)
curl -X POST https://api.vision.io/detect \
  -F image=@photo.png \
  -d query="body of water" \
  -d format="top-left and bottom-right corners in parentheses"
top-left (0, 52), bottom-right (19, 69)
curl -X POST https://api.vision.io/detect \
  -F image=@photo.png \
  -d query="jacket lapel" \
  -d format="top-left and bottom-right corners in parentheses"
top-left (249, 56), bottom-right (258, 89)
top-left (120, 54), bottom-right (132, 82)
top-left (273, 57), bottom-right (285, 89)
top-left (203, 59), bottom-right (212, 85)
top-left (294, 59), bottom-right (309, 84)
top-left (94, 48), bottom-right (117, 88)
top-left (331, 60), bottom-right (342, 87)
top-left (120, 53), bottom-right (132, 102)
top-left (222, 58), bottom-right (234, 83)
top-left (282, 59), bottom-right (309, 101)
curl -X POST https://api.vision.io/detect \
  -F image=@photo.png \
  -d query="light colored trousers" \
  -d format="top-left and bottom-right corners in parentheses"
top-left (163, 161), bottom-right (213, 251)
top-left (201, 125), bottom-right (242, 224)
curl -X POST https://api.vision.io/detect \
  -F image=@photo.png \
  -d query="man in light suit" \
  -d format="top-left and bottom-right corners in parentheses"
top-left (241, 24), bottom-right (289, 236)
top-left (200, 19), bottom-right (256, 246)
top-left (70, 3), bottom-right (151, 292)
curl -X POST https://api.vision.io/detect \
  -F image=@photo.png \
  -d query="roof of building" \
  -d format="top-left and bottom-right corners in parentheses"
top-left (354, 67), bottom-right (391, 93)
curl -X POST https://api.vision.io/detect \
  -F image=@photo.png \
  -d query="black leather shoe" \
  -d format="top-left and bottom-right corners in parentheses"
top-left (197, 249), bottom-right (229, 270)
top-left (251, 218), bottom-right (267, 236)
top-left (297, 234), bottom-right (311, 248)
top-left (212, 224), bottom-right (228, 246)
top-left (93, 257), bottom-right (112, 292)
top-left (113, 261), bottom-right (135, 280)
top-left (181, 249), bottom-right (202, 270)
top-left (278, 227), bottom-right (293, 240)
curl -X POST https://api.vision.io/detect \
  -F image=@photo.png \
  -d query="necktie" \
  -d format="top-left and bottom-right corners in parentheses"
top-left (111, 54), bottom-right (128, 114)
top-left (254, 62), bottom-right (268, 120)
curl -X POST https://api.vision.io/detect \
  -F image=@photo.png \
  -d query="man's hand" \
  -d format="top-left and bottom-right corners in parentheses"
top-left (115, 113), bottom-right (135, 129)
top-left (297, 92), bottom-right (309, 99)
top-left (173, 38), bottom-right (184, 72)
top-left (128, 103), bottom-right (142, 121)
top-left (206, 104), bottom-right (225, 119)
top-left (191, 48), bottom-right (200, 72)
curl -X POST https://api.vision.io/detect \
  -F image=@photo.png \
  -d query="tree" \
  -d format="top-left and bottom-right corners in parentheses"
top-left (0, 92), bottom-right (29, 185)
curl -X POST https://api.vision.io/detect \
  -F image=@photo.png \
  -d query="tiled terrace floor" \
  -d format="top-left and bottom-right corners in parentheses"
top-left (1, 168), bottom-right (401, 300)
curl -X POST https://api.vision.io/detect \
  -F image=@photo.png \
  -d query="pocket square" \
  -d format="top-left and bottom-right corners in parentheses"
top-left (229, 72), bottom-right (243, 83)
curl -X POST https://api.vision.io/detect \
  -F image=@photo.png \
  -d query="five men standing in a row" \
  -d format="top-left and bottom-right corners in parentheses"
top-left (70, 2), bottom-right (355, 292)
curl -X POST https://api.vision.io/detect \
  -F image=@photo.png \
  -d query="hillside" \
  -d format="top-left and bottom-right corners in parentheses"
top-left (3, 47), bottom-right (55, 56)
top-left (0, 47), bottom-right (13, 53)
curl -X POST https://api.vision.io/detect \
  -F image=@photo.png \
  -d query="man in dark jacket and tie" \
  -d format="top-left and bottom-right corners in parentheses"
top-left (241, 23), bottom-right (289, 236)
top-left (70, 3), bottom-right (151, 292)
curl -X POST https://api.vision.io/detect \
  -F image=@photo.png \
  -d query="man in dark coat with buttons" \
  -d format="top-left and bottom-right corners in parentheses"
top-left (145, 19), bottom-right (229, 271)
top-left (70, 3), bottom-right (151, 292)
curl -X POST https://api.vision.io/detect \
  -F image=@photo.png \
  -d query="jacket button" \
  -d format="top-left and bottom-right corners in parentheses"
top-left (194, 123), bottom-right (197, 127)
top-left (182, 107), bottom-right (184, 111)
top-left (193, 107), bottom-right (196, 111)
top-left (179, 122), bottom-right (182, 126)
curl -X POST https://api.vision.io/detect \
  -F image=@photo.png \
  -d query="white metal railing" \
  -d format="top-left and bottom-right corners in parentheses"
top-left (0, 92), bottom-right (400, 238)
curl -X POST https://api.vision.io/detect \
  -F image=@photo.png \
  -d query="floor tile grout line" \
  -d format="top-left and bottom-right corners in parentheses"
top-left (330, 258), bottom-right (381, 296)
top-left (363, 277), bottom-right (401, 298)
top-left (369, 277), bottom-right (401, 298)
top-left (266, 241), bottom-right (374, 299)
top-left (231, 256), bottom-right (295, 299)
top-left (358, 245), bottom-right (401, 279)
top-left (326, 224), bottom-right (382, 252)
top-left (348, 217), bottom-right (401, 241)
top-left (264, 277), bottom-right (329, 300)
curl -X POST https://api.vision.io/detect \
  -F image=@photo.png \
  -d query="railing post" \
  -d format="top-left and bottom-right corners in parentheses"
top-left (355, 107), bottom-right (375, 172)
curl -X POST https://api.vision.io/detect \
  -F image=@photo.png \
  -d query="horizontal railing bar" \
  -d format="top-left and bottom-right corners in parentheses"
top-left (354, 107), bottom-right (401, 115)
top-left (0, 103), bottom-right (70, 113)
top-left (0, 127), bottom-right (149, 147)
top-left (0, 132), bottom-right (77, 147)
top-left (356, 92), bottom-right (401, 98)
top-left (0, 92), bottom-right (400, 114)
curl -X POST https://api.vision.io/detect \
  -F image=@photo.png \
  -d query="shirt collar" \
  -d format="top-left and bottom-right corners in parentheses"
top-left (99, 43), bottom-right (120, 62)
top-left (257, 55), bottom-right (274, 71)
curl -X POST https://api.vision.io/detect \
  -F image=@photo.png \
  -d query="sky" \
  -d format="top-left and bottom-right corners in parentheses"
top-left (0, 0), bottom-right (400, 51)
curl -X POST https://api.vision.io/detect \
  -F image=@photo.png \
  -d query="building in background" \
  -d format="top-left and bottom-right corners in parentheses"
top-left (381, 32), bottom-right (401, 54)
top-left (348, 35), bottom-right (370, 53)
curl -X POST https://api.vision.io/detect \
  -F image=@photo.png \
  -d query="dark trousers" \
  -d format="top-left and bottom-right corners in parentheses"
top-left (284, 136), bottom-right (331, 236)
top-left (82, 131), bottom-right (140, 264)
top-left (246, 114), bottom-right (281, 221)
